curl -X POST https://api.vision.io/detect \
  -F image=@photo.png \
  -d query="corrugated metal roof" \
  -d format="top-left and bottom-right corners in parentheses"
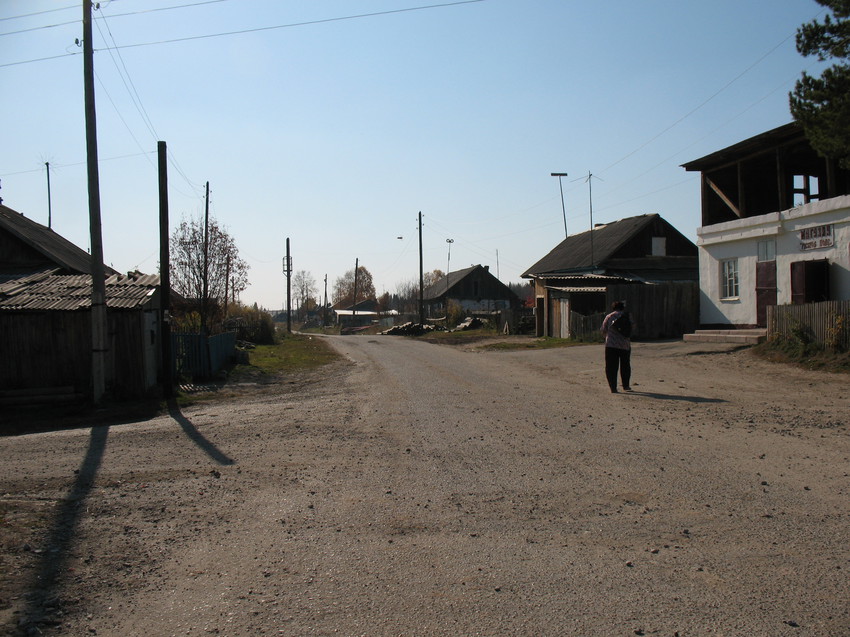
top-left (0, 270), bottom-right (158, 311)
top-left (546, 286), bottom-right (607, 293)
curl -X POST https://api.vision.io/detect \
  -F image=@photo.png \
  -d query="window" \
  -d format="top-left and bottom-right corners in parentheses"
top-left (757, 239), bottom-right (775, 262)
top-left (793, 174), bottom-right (820, 206)
top-left (721, 259), bottom-right (739, 298)
top-left (651, 237), bottom-right (667, 256)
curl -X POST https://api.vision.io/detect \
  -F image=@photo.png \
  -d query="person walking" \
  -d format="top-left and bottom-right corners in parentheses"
top-left (601, 300), bottom-right (633, 393)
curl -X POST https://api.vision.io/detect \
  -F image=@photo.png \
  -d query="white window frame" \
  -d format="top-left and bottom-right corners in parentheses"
top-left (721, 258), bottom-right (739, 299)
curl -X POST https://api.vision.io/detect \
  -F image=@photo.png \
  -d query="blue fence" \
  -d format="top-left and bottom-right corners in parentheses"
top-left (172, 331), bottom-right (237, 380)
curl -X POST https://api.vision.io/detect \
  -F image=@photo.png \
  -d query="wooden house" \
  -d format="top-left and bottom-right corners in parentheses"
top-left (522, 214), bottom-right (699, 338)
top-left (682, 122), bottom-right (850, 328)
top-left (0, 204), bottom-right (160, 403)
top-left (422, 264), bottom-right (520, 323)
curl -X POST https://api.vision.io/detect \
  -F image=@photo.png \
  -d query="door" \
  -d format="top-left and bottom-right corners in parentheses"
top-left (755, 261), bottom-right (776, 327)
top-left (559, 299), bottom-right (570, 338)
top-left (791, 260), bottom-right (830, 304)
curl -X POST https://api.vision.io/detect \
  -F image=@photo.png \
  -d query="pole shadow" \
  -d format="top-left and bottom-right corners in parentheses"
top-left (167, 400), bottom-right (235, 466)
top-left (19, 424), bottom-right (109, 633)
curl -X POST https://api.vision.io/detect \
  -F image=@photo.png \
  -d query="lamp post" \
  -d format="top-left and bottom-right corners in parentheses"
top-left (551, 172), bottom-right (568, 239)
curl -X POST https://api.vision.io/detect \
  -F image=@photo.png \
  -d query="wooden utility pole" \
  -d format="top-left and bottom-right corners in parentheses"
top-left (202, 181), bottom-right (210, 334)
top-left (45, 162), bottom-right (52, 229)
top-left (418, 211), bottom-right (424, 325)
top-left (83, 0), bottom-right (107, 403)
top-left (323, 274), bottom-right (328, 327)
top-left (353, 258), bottom-right (359, 319)
top-left (158, 141), bottom-right (173, 398)
top-left (283, 237), bottom-right (292, 333)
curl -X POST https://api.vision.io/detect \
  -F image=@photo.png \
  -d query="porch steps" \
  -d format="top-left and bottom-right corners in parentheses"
top-left (683, 328), bottom-right (767, 345)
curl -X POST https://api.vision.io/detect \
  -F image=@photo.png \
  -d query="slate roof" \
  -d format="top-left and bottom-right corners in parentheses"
top-left (0, 269), bottom-right (158, 311)
top-left (522, 214), bottom-right (660, 277)
top-left (0, 204), bottom-right (117, 276)
top-left (422, 265), bottom-right (479, 300)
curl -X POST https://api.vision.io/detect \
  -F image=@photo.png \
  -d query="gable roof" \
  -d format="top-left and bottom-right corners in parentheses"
top-left (422, 264), bottom-right (518, 302)
top-left (522, 214), bottom-right (660, 277)
top-left (0, 204), bottom-right (117, 276)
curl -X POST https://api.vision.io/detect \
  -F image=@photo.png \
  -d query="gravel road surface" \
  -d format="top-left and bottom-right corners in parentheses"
top-left (1, 336), bottom-right (848, 636)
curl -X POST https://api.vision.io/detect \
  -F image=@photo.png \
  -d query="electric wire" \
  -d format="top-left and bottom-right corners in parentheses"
top-left (85, 0), bottom-right (489, 52)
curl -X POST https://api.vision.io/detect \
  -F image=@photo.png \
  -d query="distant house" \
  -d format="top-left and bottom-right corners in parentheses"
top-left (0, 204), bottom-right (160, 402)
top-left (334, 299), bottom-right (398, 329)
top-left (422, 264), bottom-right (520, 323)
top-left (522, 214), bottom-right (699, 338)
top-left (682, 122), bottom-right (850, 328)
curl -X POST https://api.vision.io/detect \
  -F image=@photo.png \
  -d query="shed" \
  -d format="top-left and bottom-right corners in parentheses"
top-left (0, 205), bottom-right (160, 403)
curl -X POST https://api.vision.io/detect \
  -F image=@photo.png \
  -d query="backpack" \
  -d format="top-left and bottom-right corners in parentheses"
top-left (611, 312), bottom-right (632, 338)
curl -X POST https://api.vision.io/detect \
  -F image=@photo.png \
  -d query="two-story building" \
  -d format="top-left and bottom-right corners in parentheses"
top-left (682, 122), bottom-right (850, 328)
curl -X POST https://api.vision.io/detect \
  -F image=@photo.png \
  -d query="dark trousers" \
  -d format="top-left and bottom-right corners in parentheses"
top-left (605, 347), bottom-right (631, 391)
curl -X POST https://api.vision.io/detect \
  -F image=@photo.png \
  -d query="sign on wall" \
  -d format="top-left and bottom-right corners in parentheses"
top-left (800, 224), bottom-right (834, 251)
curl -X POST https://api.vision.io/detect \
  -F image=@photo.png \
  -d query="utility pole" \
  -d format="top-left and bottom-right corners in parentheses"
top-left (158, 141), bottom-right (173, 399)
top-left (445, 238), bottom-right (453, 309)
top-left (45, 162), bottom-right (52, 229)
top-left (418, 211), bottom-right (424, 325)
top-left (353, 258), bottom-right (359, 318)
top-left (224, 251), bottom-right (231, 319)
top-left (83, 0), bottom-right (107, 403)
top-left (323, 274), bottom-right (328, 327)
top-left (202, 181), bottom-right (210, 335)
top-left (283, 237), bottom-right (292, 333)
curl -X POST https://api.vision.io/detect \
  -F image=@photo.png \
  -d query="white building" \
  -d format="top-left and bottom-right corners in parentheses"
top-left (683, 123), bottom-right (850, 328)
top-left (697, 196), bottom-right (850, 326)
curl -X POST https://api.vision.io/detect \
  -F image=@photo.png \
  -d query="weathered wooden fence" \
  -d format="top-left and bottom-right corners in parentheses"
top-left (570, 311), bottom-right (606, 342)
top-left (767, 300), bottom-right (850, 350)
top-left (607, 282), bottom-right (700, 339)
top-left (172, 331), bottom-right (237, 380)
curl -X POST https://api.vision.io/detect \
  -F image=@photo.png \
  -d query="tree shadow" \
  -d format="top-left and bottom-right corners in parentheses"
top-left (626, 391), bottom-right (727, 404)
top-left (167, 400), bottom-right (236, 466)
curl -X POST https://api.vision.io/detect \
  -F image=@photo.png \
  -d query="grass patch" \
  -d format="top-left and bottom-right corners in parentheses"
top-left (752, 337), bottom-right (850, 373)
top-left (232, 333), bottom-right (341, 378)
top-left (481, 336), bottom-right (594, 351)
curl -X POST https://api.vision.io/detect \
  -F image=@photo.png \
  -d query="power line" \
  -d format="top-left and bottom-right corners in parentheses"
top-left (1, 0), bottom-right (489, 68)
top-left (88, 0), bottom-right (489, 52)
top-left (0, 4), bottom-right (77, 22)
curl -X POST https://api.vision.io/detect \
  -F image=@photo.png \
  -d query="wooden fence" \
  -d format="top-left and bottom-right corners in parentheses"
top-left (570, 311), bottom-right (606, 342)
top-left (172, 331), bottom-right (237, 381)
top-left (767, 300), bottom-right (850, 350)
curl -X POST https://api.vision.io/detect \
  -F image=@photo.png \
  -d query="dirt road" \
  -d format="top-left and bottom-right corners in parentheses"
top-left (2, 336), bottom-right (849, 636)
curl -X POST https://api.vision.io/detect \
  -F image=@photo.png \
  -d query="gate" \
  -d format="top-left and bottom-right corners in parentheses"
top-left (172, 331), bottom-right (237, 380)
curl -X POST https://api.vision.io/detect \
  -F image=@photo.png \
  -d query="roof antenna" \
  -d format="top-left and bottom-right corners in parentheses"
top-left (583, 171), bottom-right (602, 267)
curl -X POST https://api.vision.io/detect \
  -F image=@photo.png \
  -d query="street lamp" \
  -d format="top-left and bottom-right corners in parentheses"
top-left (551, 172), bottom-right (568, 239)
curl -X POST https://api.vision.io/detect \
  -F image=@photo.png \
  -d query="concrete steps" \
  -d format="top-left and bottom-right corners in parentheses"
top-left (683, 328), bottom-right (767, 345)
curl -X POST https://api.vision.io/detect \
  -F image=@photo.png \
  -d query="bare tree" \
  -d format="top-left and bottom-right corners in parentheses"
top-left (170, 215), bottom-right (249, 330)
top-left (293, 270), bottom-right (317, 319)
top-left (333, 265), bottom-right (376, 307)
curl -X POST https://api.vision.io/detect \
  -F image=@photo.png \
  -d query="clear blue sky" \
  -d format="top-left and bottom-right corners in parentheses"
top-left (0, 0), bottom-right (828, 309)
